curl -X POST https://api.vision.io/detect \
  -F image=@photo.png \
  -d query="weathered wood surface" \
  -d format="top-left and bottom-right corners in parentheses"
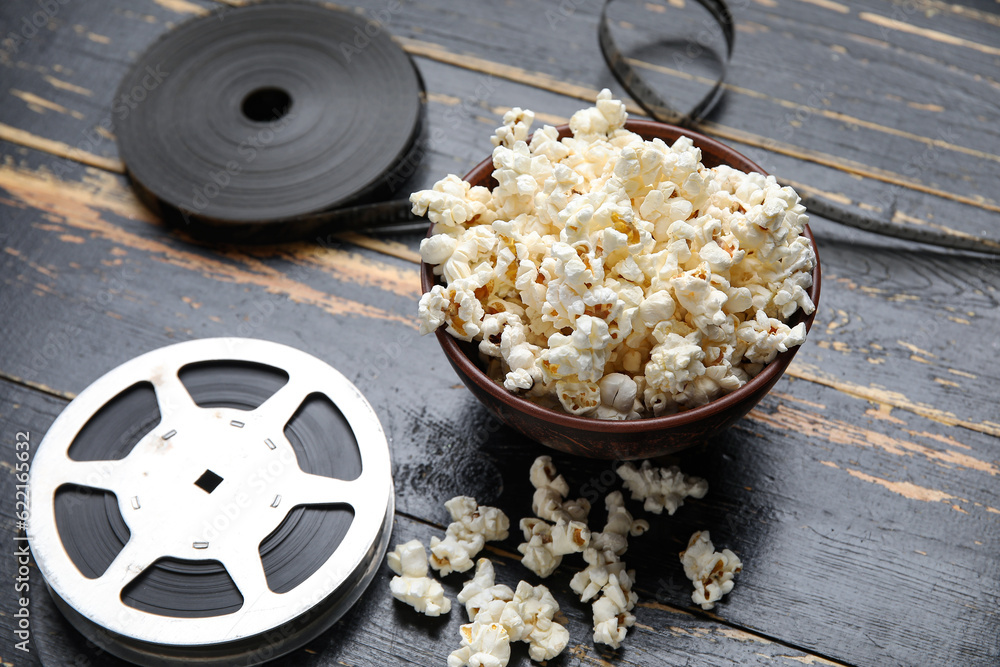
top-left (1, 0), bottom-right (998, 666)
top-left (3, 384), bottom-right (866, 667)
top-left (1, 0), bottom-right (998, 242)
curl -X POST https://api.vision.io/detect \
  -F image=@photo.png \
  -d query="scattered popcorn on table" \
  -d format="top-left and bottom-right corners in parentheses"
top-left (430, 496), bottom-right (510, 576)
top-left (680, 530), bottom-right (743, 610)
top-left (386, 539), bottom-right (452, 616)
top-left (518, 457), bottom-right (591, 578)
top-left (392, 458), bottom-right (742, 659)
top-left (570, 492), bottom-right (647, 648)
top-left (616, 460), bottom-right (708, 515)
top-left (414, 90), bottom-right (815, 418)
top-left (451, 559), bottom-right (570, 666)
top-left (529, 455), bottom-right (591, 523)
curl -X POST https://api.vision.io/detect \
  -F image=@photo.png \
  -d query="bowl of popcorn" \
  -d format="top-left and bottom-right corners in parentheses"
top-left (415, 91), bottom-right (820, 459)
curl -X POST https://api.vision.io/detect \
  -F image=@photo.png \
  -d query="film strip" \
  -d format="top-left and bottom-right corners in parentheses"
top-left (597, 0), bottom-right (998, 254)
top-left (117, 0), bottom-right (996, 253)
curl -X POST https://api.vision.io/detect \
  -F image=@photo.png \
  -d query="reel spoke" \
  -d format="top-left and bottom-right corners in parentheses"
top-left (222, 551), bottom-right (273, 606)
top-left (286, 472), bottom-right (362, 508)
top-left (95, 537), bottom-right (161, 594)
top-left (253, 378), bottom-right (315, 431)
top-left (151, 371), bottom-right (199, 421)
top-left (52, 458), bottom-right (124, 493)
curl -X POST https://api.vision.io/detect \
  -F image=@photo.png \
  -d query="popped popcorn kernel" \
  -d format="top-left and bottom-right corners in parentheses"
top-left (415, 90), bottom-right (815, 419)
top-left (453, 559), bottom-right (570, 665)
top-left (616, 460), bottom-right (708, 515)
top-left (458, 558), bottom-right (515, 621)
top-left (569, 492), bottom-right (644, 648)
top-left (430, 496), bottom-right (510, 577)
top-left (386, 540), bottom-right (452, 616)
top-left (680, 530), bottom-right (743, 610)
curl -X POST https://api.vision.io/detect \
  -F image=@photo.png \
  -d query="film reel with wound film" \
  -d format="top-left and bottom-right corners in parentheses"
top-left (115, 1), bottom-right (425, 242)
top-left (27, 338), bottom-right (394, 666)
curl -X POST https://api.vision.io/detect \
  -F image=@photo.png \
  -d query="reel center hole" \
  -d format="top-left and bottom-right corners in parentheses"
top-left (241, 87), bottom-right (292, 123)
top-left (195, 469), bottom-right (224, 494)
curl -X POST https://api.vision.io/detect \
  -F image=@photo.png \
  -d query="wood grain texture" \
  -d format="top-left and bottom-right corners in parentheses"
top-left (1, 139), bottom-right (999, 665)
top-left (1, 0), bottom-right (997, 243)
top-left (2, 137), bottom-right (997, 441)
top-left (4, 383), bottom-right (855, 667)
top-left (1, 0), bottom-right (998, 666)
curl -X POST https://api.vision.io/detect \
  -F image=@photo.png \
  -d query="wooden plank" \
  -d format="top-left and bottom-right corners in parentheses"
top-left (0, 0), bottom-right (214, 167)
top-left (2, 135), bottom-right (998, 437)
top-left (0, 0), bottom-right (996, 245)
top-left (2, 134), bottom-right (1000, 432)
top-left (1, 139), bottom-right (999, 664)
top-left (2, 381), bottom-right (849, 667)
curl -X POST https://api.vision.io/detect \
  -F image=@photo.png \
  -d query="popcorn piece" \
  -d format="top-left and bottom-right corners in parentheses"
top-left (569, 88), bottom-right (628, 137)
top-left (569, 492), bottom-right (646, 649)
top-left (589, 490), bottom-right (649, 555)
top-left (591, 573), bottom-right (637, 649)
top-left (616, 460), bottom-right (708, 515)
top-left (737, 309), bottom-right (808, 364)
top-left (519, 456), bottom-right (591, 577)
top-left (594, 373), bottom-right (641, 420)
top-left (518, 517), bottom-right (589, 578)
top-left (680, 531), bottom-right (743, 610)
top-left (387, 540), bottom-right (451, 616)
top-left (643, 331), bottom-right (707, 409)
top-left (411, 174), bottom-right (495, 232)
top-left (414, 91), bottom-right (816, 420)
top-left (509, 581), bottom-right (570, 661)
top-left (449, 619), bottom-right (511, 667)
top-left (453, 563), bottom-right (570, 665)
top-left (570, 492), bottom-right (645, 603)
top-left (431, 497), bottom-right (510, 576)
top-left (417, 284), bottom-right (449, 336)
top-left (492, 107), bottom-right (535, 149)
top-left (528, 456), bottom-right (590, 523)
top-left (458, 558), bottom-right (514, 621)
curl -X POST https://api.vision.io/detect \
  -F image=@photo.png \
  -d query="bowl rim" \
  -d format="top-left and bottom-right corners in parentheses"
top-left (420, 119), bottom-right (822, 433)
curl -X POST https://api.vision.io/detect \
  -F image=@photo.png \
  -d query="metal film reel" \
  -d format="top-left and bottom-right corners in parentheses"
top-left (28, 338), bottom-right (394, 666)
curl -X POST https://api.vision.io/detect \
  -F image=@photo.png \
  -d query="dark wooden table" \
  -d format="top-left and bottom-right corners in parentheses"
top-left (1, 1), bottom-right (998, 665)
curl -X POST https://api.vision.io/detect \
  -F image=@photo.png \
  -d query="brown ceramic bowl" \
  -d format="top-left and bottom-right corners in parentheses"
top-left (420, 119), bottom-right (821, 459)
